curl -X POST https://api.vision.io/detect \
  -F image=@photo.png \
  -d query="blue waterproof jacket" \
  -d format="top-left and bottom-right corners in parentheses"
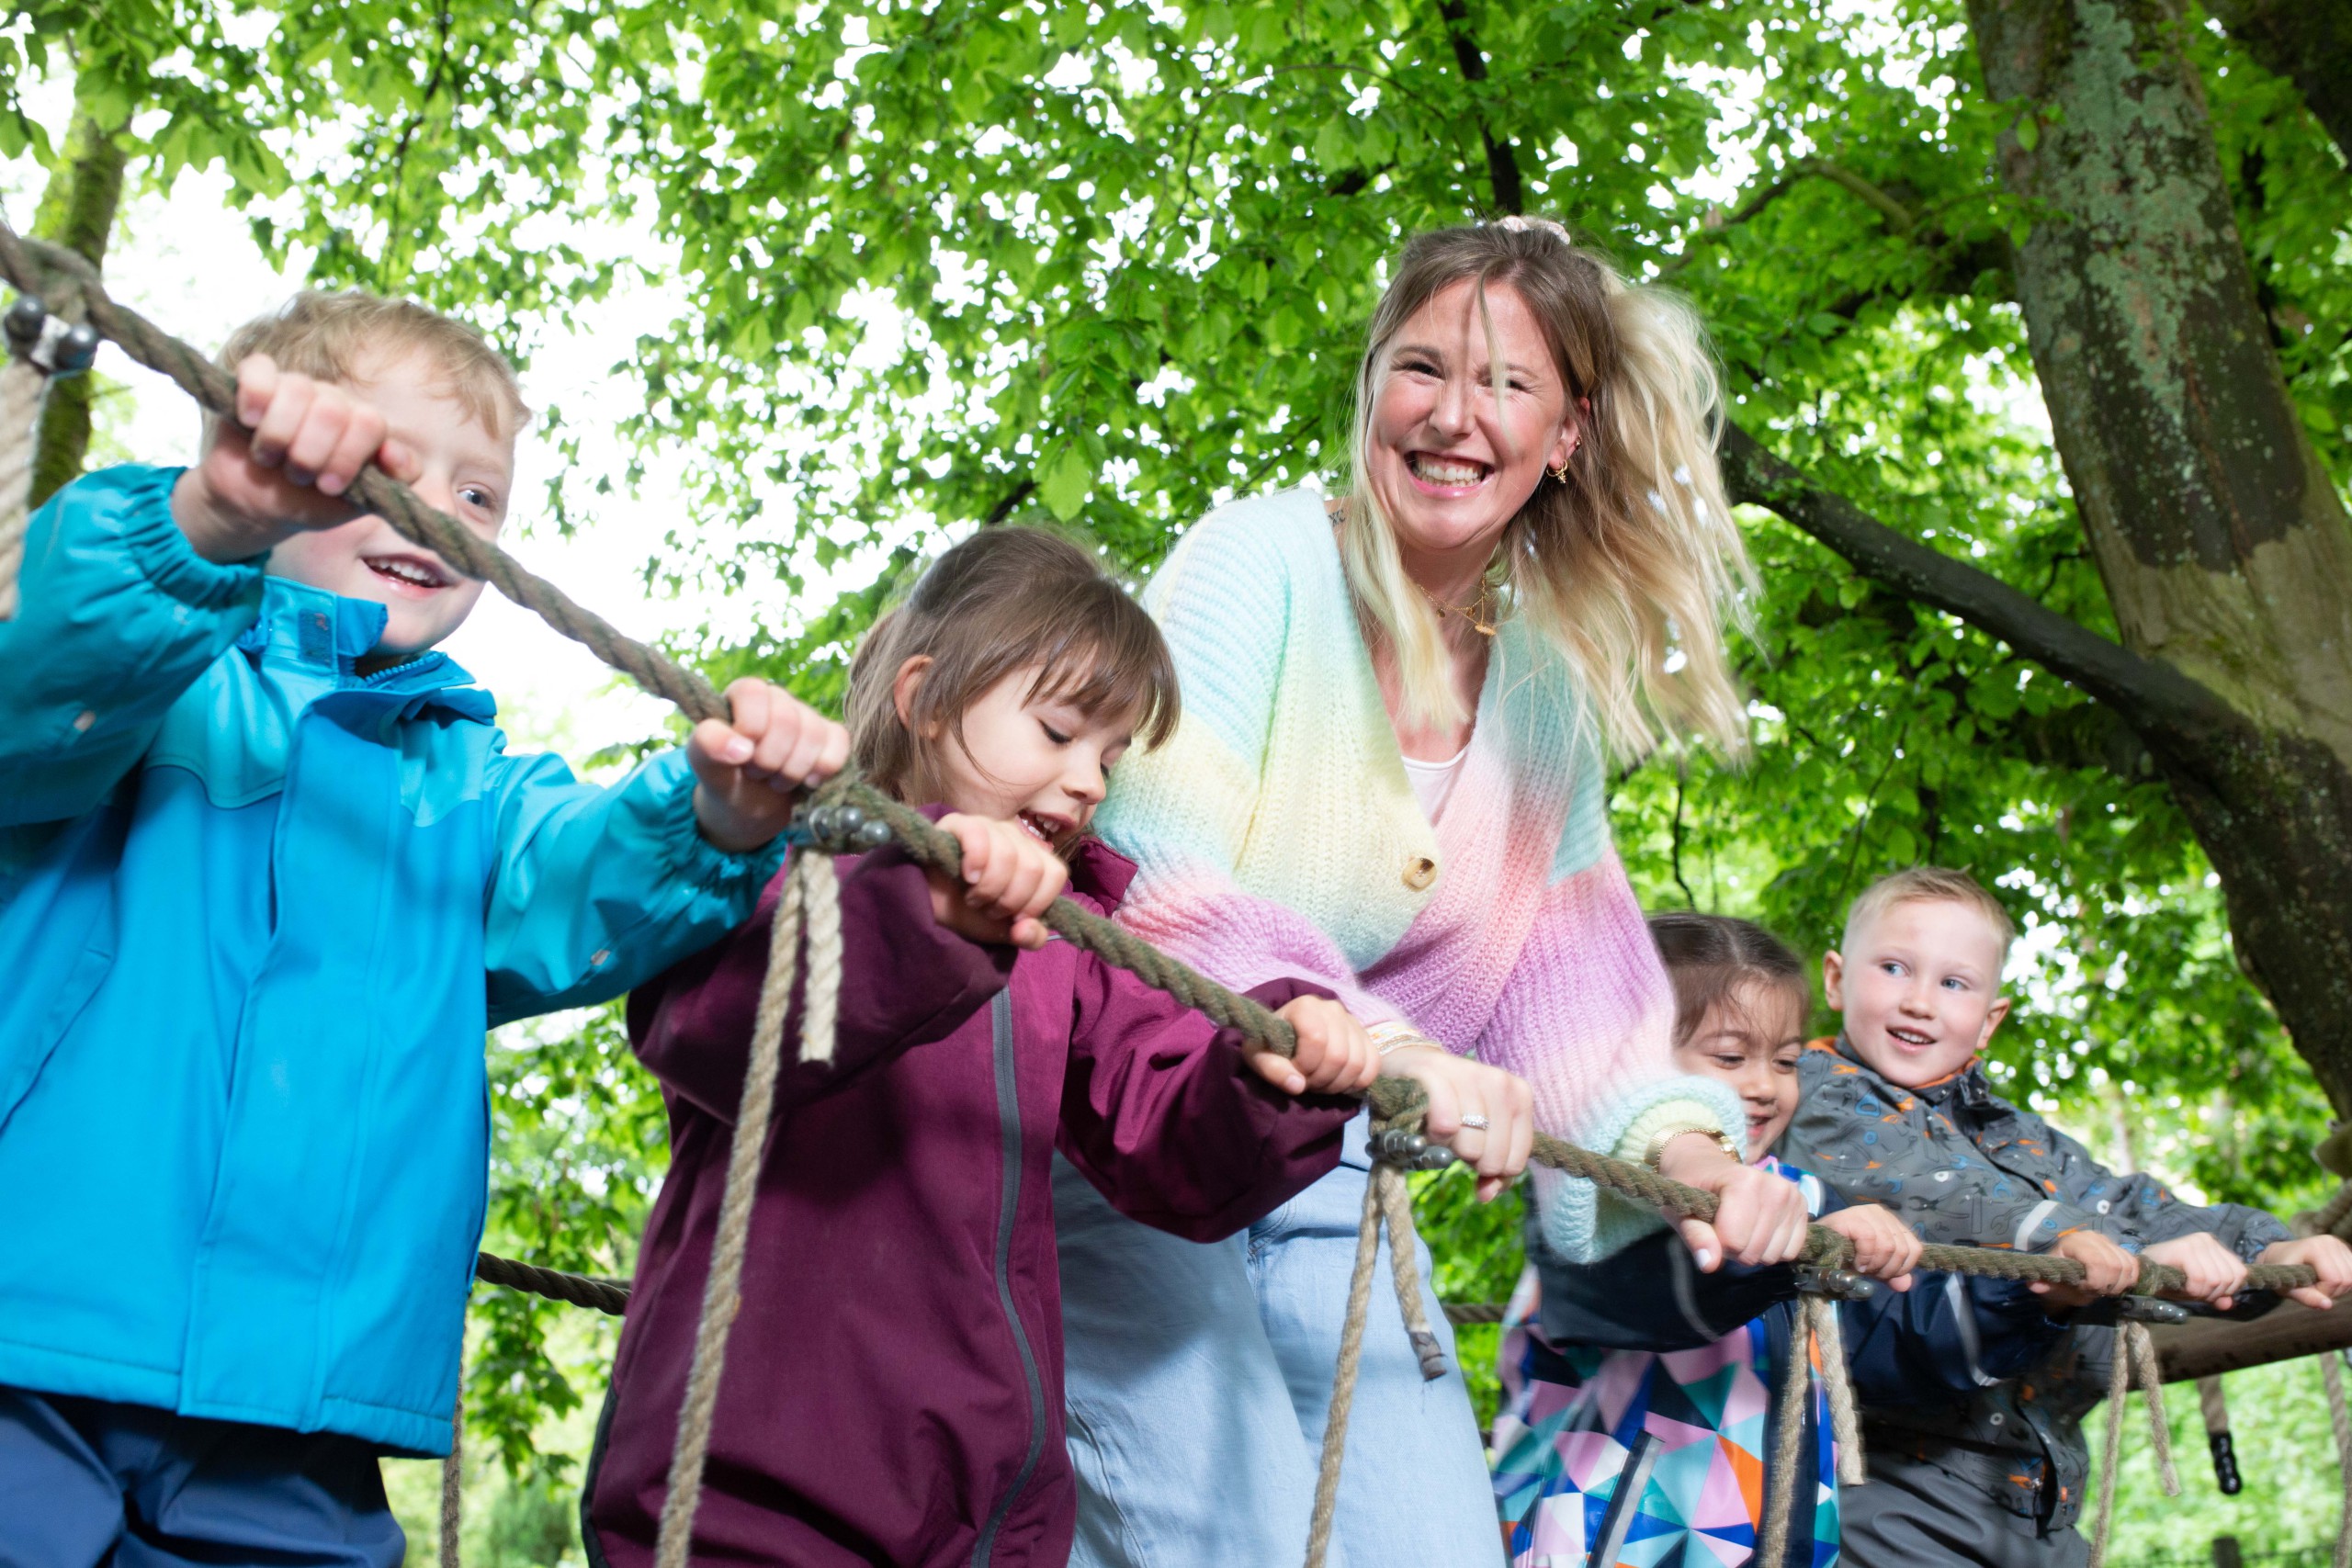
top-left (0, 466), bottom-right (781, 1455)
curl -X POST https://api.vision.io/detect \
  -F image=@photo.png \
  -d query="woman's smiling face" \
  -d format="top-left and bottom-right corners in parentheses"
top-left (1363, 277), bottom-right (1579, 573)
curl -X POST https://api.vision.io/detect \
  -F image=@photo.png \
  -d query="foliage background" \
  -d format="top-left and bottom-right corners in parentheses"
top-left (7, 0), bottom-right (2351, 1561)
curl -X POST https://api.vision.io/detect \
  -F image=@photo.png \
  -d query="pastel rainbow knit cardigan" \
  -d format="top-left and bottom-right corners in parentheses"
top-left (1093, 488), bottom-right (1742, 1262)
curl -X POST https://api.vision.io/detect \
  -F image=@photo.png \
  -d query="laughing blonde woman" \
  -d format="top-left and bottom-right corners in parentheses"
top-left (1050, 220), bottom-right (1812, 1567)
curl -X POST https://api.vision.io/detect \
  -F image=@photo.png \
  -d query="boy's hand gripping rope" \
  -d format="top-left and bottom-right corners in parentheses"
top-left (12, 219), bottom-right (2342, 1564)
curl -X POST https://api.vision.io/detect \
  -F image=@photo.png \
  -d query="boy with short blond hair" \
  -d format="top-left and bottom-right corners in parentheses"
top-left (0, 290), bottom-right (845, 1562)
top-left (1780, 866), bottom-right (2352, 1568)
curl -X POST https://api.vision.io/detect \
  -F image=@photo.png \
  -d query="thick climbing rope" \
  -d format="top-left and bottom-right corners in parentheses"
top-left (0, 356), bottom-right (45, 618)
top-left (441, 1384), bottom-right (464, 1568)
top-left (1756, 1292), bottom-right (1818, 1568)
top-left (1304, 1169), bottom-right (1393, 1568)
top-left (655, 848), bottom-right (840, 1568)
top-left (2088, 1322), bottom-right (2182, 1568)
top-left (12, 220), bottom-right (2346, 1559)
top-left (1811, 1292), bottom-right (1866, 1488)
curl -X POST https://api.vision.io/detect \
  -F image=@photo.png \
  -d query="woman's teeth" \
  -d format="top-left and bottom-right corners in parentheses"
top-left (1408, 453), bottom-right (1489, 487)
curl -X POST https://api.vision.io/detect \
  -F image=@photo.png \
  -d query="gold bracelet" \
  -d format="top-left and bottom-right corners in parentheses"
top-left (1367, 1021), bottom-right (1442, 1057)
top-left (1642, 1123), bottom-right (1744, 1171)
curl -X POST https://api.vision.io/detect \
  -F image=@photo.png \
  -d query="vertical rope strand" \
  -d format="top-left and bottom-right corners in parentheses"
top-left (2089, 1327), bottom-right (2132, 1568)
top-left (2324, 1348), bottom-right (2352, 1568)
top-left (1375, 1168), bottom-right (1446, 1381)
top-left (653, 852), bottom-right (834, 1568)
top-left (1304, 1168), bottom-right (1389, 1568)
top-left (0, 358), bottom-right (49, 621)
top-left (440, 1379), bottom-right (463, 1568)
top-left (1806, 1293), bottom-right (1867, 1487)
top-left (2126, 1322), bottom-right (2179, 1495)
top-left (1755, 1301), bottom-right (1816, 1568)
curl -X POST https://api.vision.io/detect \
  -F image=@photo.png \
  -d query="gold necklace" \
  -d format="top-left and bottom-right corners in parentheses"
top-left (1421, 569), bottom-right (1505, 637)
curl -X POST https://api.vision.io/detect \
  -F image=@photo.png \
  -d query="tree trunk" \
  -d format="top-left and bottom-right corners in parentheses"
top-left (28, 110), bottom-right (129, 507)
top-left (1958, 0), bottom-right (2352, 1109)
top-left (2203, 0), bottom-right (2352, 173)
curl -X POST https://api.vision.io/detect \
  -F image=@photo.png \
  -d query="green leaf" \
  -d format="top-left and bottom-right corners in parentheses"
top-left (1038, 443), bottom-right (1092, 521)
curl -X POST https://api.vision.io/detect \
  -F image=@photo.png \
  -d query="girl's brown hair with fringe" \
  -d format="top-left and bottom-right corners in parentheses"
top-left (845, 526), bottom-right (1181, 807)
top-left (1645, 911), bottom-right (1811, 1049)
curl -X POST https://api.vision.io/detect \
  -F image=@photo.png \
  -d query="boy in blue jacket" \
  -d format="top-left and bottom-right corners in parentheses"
top-left (0, 292), bottom-right (847, 1564)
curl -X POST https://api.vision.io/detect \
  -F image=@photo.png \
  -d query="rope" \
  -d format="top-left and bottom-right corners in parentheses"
top-left (653, 850), bottom-right (839, 1568)
top-left (473, 1252), bottom-right (629, 1314)
top-left (2326, 1349), bottom-right (2352, 1568)
top-left (0, 357), bottom-right (47, 620)
top-left (1755, 1293), bottom-right (1818, 1568)
top-left (2088, 1323), bottom-right (2177, 1568)
top-left (441, 1380), bottom-right (463, 1567)
top-left (1304, 1168), bottom-right (1388, 1568)
top-left (1809, 1292), bottom-right (1867, 1488)
top-left (2131, 1322), bottom-right (2180, 1495)
top-left (1377, 1169), bottom-right (1447, 1381)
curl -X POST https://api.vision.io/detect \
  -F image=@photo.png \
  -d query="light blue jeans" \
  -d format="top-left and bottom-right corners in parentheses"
top-left (1054, 1115), bottom-right (1507, 1568)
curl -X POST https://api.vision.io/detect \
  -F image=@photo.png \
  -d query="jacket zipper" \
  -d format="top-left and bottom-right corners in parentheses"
top-left (971, 988), bottom-right (1046, 1568)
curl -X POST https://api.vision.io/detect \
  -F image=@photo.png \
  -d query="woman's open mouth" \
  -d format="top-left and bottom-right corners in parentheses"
top-left (363, 554), bottom-right (454, 598)
top-left (1405, 451), bottom-right (1493, 496)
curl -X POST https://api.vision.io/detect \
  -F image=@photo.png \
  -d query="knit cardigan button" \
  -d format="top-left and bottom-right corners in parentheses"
top-left (1403, 855), bottom-right (1438, 892)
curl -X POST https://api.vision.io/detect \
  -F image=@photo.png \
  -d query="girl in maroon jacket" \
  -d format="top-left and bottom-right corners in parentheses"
top-left (586, 527), bottom-right (1380, 1568)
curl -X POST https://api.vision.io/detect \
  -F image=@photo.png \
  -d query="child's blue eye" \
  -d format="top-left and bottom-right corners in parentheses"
top-left (1941, 976), bottom-right (1967, 990)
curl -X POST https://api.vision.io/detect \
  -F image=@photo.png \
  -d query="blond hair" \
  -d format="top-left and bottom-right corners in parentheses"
top-left (217, 291), bottom-right (526, 441)
top-left (1341, 222), bottom-right (1752, 756)
top-left (1842, 866), bottom-right (2017, 959)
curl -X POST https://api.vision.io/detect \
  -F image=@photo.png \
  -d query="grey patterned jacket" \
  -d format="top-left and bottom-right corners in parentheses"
top-left (1776, 1036), bottom-right (2289, 1531)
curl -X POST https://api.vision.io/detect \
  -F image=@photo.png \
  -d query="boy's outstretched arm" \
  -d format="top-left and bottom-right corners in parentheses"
top-left (483, 678), bottom-right (846, 1022)
top-left (1778, 1048), bottom-right (2106, 1255)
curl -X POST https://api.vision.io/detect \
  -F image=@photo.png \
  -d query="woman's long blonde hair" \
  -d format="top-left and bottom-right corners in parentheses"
top-left (1341, 221), bottom-right (1753, 759)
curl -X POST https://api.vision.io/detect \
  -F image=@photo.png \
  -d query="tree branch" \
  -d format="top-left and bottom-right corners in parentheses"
top-left (1434, 0), bottom-right (1522, 214)
top-left (2204, 0), bottom-right (2352, 174)
top-left (1719, 423), bottom-right (2245, 752)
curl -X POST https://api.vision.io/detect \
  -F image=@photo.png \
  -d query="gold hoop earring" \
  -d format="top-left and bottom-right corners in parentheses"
top-left (1548, 460), bottom-right (1570, 484)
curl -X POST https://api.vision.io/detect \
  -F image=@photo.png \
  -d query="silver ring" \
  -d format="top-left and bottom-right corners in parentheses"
top-left (1458, 1113), bottom-right (1490, 1131)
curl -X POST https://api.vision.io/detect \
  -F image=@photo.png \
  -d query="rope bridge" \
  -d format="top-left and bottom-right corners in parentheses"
top-left (2, 220), bottom-right (2336, 1568)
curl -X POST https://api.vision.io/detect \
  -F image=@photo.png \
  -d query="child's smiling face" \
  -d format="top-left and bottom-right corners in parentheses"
top-left (1825, 897), bottom-right (2011, 1089)
top-left (1670, 979), bottom-right (1807, 1158)
top-left (899, 660), bottom-right (1136, 852)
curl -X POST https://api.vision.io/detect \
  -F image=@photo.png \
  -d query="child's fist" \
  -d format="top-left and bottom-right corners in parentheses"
top-left (1249, 997), bottom-right (1379, 1099)
top-left (173, 355), bottom-right (413, 562)
top-left (2257, 1235), bottom-right (2352, 1311)
top-left (2031, 1229), bottom-right (2140, 1308)
top-left (689, 678), bottom-right (850, 852)
top-left (2143, 1233), bottom-right (2252, 1310)
top-left (1819, 1203), bottom-right (1921, 1292)
top-left (928, 813), bottom-right (1069, 950)
top-left (1659, 1142), bottom-right (1812, 1272)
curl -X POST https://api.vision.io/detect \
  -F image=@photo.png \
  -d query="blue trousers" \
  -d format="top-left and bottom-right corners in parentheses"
top-left (1054, 1114), bottom-right (1506, 1568)
top-left (0, 1388), bottom-right (402, 1568)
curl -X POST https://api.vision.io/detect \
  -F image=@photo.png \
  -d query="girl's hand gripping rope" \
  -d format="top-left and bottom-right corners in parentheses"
top-left (2032, 1230), bottom-right (2141, 1309)
top-left (1248, 998), bottom-right (1380, 1099)
top-left (2256, 1235), bottom-right (2352, 1311)
top-left (689, 677), bottom-right (851, 852)
top-left (1819, 1202), bottom-right (1923, 1292)
top-left (928, 813), bottom-right (1069, 950)
top-left (1658, 1138), bottom-right (1812, 1272)
top-left (1374, 1044), bottom-right (1536, 1203)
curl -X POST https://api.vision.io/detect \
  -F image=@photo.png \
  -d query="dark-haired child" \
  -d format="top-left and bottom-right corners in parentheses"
top-left (1491, 913), bottom-right (2068, 1568)
top-left (584, 527), bottom-right (1391, 1568)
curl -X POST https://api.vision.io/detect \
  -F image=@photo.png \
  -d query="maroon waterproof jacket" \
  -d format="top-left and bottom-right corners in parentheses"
top-left (585, 832), bottom-right (1354, 1568)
